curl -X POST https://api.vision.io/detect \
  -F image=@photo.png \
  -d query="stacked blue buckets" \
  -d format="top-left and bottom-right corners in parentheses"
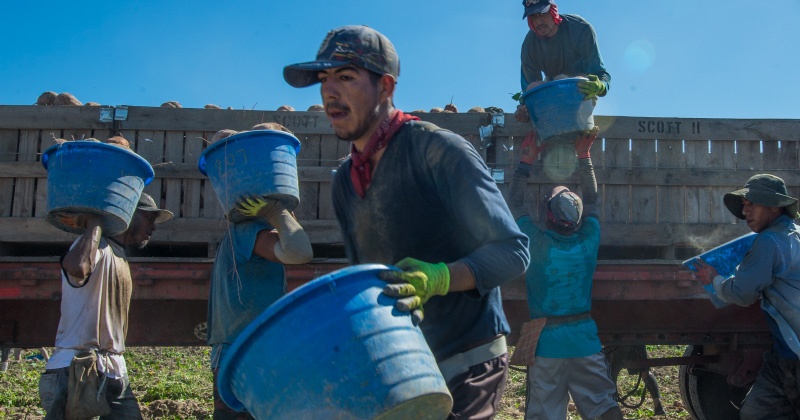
top-left (218, 264), bottom-right (453, 420)
top-left (42, 142), bottom-right (155, 235)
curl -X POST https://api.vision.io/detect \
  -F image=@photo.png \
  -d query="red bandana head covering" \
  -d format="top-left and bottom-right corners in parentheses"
top-left (349, 109), bottom-right (420, 198)
top-left (527, 3), bottom-right (563, 37)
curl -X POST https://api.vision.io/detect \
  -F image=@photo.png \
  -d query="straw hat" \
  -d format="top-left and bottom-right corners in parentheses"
top-left (723, 174), bottom-right (799, 219)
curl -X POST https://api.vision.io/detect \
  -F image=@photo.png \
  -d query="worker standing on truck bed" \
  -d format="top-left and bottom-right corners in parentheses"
top-left (205, 124), bottom-right (314, 420)
top-left (691, 174), bottom-right (800, 419)
top-left (38, 193), bottom-right (173, 420)
top-left (284, 25), bottom-right (530, 419)
top-left (515, 0), bottom-right (610, 123)
top-left (507, 128), bottom-right (624, 420)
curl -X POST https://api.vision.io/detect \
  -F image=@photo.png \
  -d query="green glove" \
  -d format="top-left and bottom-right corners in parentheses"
top-left (235, 194), bottom-right (313, 264)
top-left (379, 258), bottom-right (451, 324)
top-left (577, 75), bottom-right (606, 100)
top-left (234, 194), bottom-right (283, 219)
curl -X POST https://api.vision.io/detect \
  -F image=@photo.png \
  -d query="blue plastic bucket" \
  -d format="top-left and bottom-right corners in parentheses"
top-left (198, 130), bottom-right (301, 223)
top-left (218, 264), bottom-right (453, 420)
top-left (522, 78), bottom-right (596, 143)
top-left (682, 232), bottom-right (757, 308)
top-left (41, 142), bottom-right (155, 236)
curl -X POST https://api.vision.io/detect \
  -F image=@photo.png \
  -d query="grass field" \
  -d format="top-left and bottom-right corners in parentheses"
top-left (1, 345), bottom-right (691, 419)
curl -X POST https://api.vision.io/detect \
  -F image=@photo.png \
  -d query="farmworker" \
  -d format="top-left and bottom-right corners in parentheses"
top-left (38, 193), bottom-right (173, 420)
top-left (206, 123), bottom-right (313, 420)
top-left (284, 25), bottom-right (530, 419)
top-left (507, 127), bottom-right (623, 420)
top-left (515, 0), bottom-right (610, 123)
top-left (690, 174), bottom-right (800, 419)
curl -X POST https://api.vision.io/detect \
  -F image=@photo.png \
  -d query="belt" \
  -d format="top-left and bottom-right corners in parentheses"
top-left (546, 311), bottom-right (592, 326)
top-left (437, 335), bottom-right (507, 383)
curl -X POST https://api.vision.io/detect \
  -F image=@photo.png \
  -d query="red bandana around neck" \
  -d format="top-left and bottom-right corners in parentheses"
top-left (349, 109), bottom-right (420, 198)
top-left (527, 3), bottom-right (563, 37)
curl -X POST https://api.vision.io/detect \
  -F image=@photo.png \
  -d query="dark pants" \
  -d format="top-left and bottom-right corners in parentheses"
top-left (447, 353), bottom-right (509, 420)
top-left (212, 368), bottom-right (255, 420)
top-left (741, 349), bottom-right (800, 420)
top-left (38, 368), bottom-right (142, 420)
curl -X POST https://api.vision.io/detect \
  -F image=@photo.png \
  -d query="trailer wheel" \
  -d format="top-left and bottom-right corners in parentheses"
top-left (678, 345), bottom-right (749, 420)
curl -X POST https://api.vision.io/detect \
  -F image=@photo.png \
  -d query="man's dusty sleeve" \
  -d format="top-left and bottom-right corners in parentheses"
top-left (715, 235), bottom-right (777, 306)
top-left (428, 132), bottom-right (530, 293)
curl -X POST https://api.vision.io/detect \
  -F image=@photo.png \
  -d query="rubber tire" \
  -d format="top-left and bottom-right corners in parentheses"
top-left (678, 345), bottom-right (750, 420)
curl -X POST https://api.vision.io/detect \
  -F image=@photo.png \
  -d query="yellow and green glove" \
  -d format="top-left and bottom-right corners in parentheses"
top-left (379, 257), bottom-right (450, 324)
top-left (577, 74), bottom-right (606, 100)
top-left (234, 194), bottom-right (312, 264)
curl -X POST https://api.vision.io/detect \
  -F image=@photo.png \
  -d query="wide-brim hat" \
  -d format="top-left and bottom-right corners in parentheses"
top-left (137, 193), bottom-right (174, 224)
top-left (723, 174), bottom-right (799, 220)
top-left (284, 25), bottom-right (399, 88)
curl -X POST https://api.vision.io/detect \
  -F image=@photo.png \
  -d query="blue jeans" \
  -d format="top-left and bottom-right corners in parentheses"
top-left (39, 368), bottom-right (143, 420)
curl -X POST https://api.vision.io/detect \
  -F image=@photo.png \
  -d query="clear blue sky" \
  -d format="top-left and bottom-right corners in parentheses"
top-left (2, 0), bottom-right (798, 119)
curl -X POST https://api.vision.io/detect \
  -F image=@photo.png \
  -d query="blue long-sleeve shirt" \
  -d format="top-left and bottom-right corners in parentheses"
top-left (332, 120), bottom-right (530, 361)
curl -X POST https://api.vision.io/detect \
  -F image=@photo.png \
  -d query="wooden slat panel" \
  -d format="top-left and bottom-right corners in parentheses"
top-left (737, 140), bottom-right (762, 171)
top-left (295, 133), bottom-right (321, 220)
top-left (163, 131), bottom-right (184, 216)
top-left (762, 140), bottom-right (780, 172)
top-left (200, 131), bottom-right (224, 219)
top-left (684, 140), bottom-right (711, 223)
top-left (136, 130), bottom-right (165, 205)
top-left (318, 134), bottom-right (343, 220)
top-left (12, 130), bottom-right (39, 217)
top-left (709, 140), bottom-right (737, 223)
top-left (34, 133), bottom-right (55, 218)
top-left (0, 215), bottom-right (755, 250)
top-left (182, 131), bottom-right (204, 218)
top-left (3, 106), bottom-right (799, 141)
top-left (657, 140), bottom-right (685, 225)
top-left (604, 138), bottom-right (630, 223)
top-left (630, 139), bottom-right (657, 223)
top-left (779, 141), bottom-right (798, 170)
top-left (0, 130), bottom-right (18, 217)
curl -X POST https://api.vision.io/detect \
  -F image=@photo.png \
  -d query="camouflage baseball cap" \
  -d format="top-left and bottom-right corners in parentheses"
top-left (724, 174), bottom-right (799, 219)
top-left (522, 0), bottom-right (554, 19)
top-left (284, 25), bottom-right (399, 88)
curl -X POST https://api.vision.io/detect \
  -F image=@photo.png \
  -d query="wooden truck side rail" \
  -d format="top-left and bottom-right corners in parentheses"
top-left (3, 106), bottom-right (793, 419)
top-left (1, 105), bottom-right (795, 345)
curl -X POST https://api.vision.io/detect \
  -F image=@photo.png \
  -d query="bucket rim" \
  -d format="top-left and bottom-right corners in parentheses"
top-left (198, 130), bottom-right (302, 176)
top-left (41, 141), bottom-right (155, 185)
top-left (521, 77), bottom-right (585, 99)
top-left (216, 263), bottom-right (399, 411)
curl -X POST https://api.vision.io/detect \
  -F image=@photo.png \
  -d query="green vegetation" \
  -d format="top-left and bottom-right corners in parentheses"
top-left (1, 345), bottom-right (692, 419)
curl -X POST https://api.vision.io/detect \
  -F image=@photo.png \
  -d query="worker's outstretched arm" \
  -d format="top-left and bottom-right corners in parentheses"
top-left (575, 127), bottom-right (600, 219)
top-left (509, 130), bottom-right (545, 221)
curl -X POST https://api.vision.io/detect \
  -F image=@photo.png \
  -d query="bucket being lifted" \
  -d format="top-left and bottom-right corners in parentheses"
top-left (218, 264), bottom-right (453, 420)
top-left (198, 130), bottom-right (301, 223)
top-left (42, 141), bottom-right (155, 236)
top-left (682, 232), bottom-right (757, 308)
top-left (522, 78), bottom-right (596, 144)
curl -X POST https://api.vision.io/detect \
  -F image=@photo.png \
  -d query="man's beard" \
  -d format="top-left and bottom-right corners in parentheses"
top-left (328, 102), bottom-right (380, 142)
